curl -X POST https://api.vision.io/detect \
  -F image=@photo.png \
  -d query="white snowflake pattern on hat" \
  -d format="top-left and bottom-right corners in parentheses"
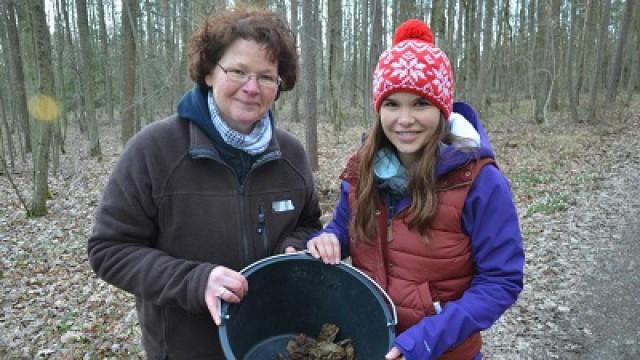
top-left (390, 53), bottom-right (427, 84)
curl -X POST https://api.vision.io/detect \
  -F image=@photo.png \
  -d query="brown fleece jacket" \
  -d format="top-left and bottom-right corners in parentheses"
top-left (88, 115), bottom-right (321, 359)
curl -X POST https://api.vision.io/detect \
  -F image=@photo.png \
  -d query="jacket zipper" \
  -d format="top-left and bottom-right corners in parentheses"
top-left (193, 147), bottom-right (282, 265)
top-left (238, 183), bottom-right (250, 264)
top-left (386, 196), bottom-right (396, 243)
top-left (238, 151), bottom-right (281, 264)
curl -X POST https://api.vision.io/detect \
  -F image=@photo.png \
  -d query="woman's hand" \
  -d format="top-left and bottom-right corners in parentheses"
top-left (385, 347), bottom-right (405, 360)
top-left (307, 233), bottom-right (341, 264)
top-left (204, 266), bottom-right (249, 325)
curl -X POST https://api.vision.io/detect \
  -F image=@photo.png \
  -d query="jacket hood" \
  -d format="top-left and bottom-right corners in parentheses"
top-left (436, 101), bottom-right (495, 178)
top-left (176, 85), bottom-right (221, 141)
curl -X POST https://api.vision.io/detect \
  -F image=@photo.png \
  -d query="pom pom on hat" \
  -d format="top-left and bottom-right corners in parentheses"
top-left (372, 19), bottom-right (454, 119)
top-left (392, 19), bottom-right (434, 45)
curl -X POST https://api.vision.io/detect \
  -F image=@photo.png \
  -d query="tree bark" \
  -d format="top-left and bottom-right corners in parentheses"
top-left (534, 0), bottom-right (548, 124)
top-left (2, 0), bottom-right (31, 154)
top-left (477, 0), bottom-right (494, 113)
top-left (549, 0), bottom-right (562, 111)
top-left (302, 0), bottom-right (317, 170)
top-left (587, 0), bottom-right (611, 121)
top-left (29, 0), bottom-right (57, 216)
top-left (121, 0), bottom-right (137, 144)
top-left (567, 0), bottom-right (580, 122)
top-left (289, 0), bottom-right (300, 122)
top-left (76, 0), bottom-right (101, 158)
top-left (368, 0), bottom-right (383, 124)
top-left (97, 0), bottom-right (113, 122)
top-left (327, 0), bottom-right (343, 129)
top-left (605, 0), bottom-right (635, 103)
top-left (576, 0), bottom-right (593, 105)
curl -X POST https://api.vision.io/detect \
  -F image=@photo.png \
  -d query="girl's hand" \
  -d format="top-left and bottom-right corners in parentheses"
top-left (307, 233), bottom-right (341, 264)
top-left (385, 346), bottom-right (405, 360)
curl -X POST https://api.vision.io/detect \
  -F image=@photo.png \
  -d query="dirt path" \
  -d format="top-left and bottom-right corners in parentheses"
top-left (557, 134), bottom-right (640, 359)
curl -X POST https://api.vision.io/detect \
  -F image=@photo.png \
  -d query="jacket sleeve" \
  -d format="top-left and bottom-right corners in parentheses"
top-left (395, 165), bottom-right (524, 360)
top-left (87, 128), bottom-right (214, 314)
top-left (311, 180), bottom-right (352, 258)
top-left (274, 153), bottom-right (323, 253)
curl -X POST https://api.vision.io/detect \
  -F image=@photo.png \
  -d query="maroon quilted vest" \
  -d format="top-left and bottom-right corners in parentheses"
top-left (341, 154), bottom-right (495, 360)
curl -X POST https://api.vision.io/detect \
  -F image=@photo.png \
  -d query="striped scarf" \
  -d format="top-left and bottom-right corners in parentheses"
top-left (208, 90), bottom-right (272, 155)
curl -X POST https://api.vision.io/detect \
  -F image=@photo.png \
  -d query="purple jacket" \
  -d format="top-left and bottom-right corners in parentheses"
top-left (319, 102), bottom-right (524, 360)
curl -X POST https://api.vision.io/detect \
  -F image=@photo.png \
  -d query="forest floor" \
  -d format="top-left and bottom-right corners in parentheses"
top-left (1, 98), bottom-right (639, 359)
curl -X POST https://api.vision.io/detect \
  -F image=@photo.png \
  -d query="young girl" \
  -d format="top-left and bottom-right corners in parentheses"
top-left (307, 19), bottom-right (524, 360)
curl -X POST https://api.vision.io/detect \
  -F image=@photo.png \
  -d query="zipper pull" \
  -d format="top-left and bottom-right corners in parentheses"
top-left (433, 301), bottom-right (442, 314)
top-left (257, 204), bottom-right (265, 234)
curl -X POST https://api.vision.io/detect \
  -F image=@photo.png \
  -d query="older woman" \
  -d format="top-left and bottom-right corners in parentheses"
top-left (88, 8), bottom-right (321, 359)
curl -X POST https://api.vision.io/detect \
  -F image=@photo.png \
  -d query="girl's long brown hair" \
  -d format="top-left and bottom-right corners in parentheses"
top-left (351, 115), bottom-right (448, 243)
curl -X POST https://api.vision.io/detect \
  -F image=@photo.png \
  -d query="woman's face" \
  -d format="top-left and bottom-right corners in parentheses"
top-left (379, 92), bottom-right (441, 167)
top-left (205, 39), bottom-right (279, 134)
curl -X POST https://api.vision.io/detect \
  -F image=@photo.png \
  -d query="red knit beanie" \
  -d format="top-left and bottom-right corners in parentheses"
top-left (372, 19), bottom-right (454, 119)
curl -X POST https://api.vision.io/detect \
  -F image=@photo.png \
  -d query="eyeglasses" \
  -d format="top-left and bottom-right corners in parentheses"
top-left (216, 64), bottom-right (282, 89)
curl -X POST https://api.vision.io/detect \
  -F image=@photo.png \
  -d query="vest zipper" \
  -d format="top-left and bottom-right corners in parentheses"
top-left (386, 197), bottom-right (396, 242)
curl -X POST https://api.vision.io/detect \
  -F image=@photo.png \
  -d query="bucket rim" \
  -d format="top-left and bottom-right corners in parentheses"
top-left (218, 251), bottom-right (397, 360)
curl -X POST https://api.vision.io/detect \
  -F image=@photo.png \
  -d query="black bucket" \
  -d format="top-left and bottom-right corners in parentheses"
top-left (218, 252), bottom-right (396, 359)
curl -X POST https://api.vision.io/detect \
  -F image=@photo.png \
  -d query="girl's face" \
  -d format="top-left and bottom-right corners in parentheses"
top-left (205, 39), bottom-right (279, 134)
top-left (379, 92), bottom-right (441, 167)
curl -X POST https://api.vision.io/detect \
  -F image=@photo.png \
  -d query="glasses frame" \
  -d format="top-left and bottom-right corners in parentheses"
top-left (216, 63), bottom-right (282, 90)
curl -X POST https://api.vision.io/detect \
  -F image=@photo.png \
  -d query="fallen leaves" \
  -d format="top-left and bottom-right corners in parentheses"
top-left (1, 101), bottom-right (639, 358)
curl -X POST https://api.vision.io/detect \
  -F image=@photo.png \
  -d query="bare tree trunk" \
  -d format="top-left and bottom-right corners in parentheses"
top-left (606, 0), bottom-right (636, 103)
top-left (567, 0), bottom-right (580, 122)
top-left (527, 0), bottom-right (536, 99)
top-left (290, 0), bottom-right (300, 122)
top-left (360, 0), bottom-right (369, 124)
top-left (431, 0), bottom-right (445, 43)
top-left (477, 0), bottom-right (494, 114)
top-left (0, 73), bottom-right (16, 170)
top-left (179, 0), bottom-right (191, 95)
top-left (368, 0), bottom-right (383, 124)
top-left (626, 36), bottom-right (639, 104)
top-left (455, 0), bottom-right (464, 90)
top-left (587, 0), bottom-right (611, 121)
top-left (121, 0), bottom-right (137, 144)
top-left (350, 0), bottom-right (359, 106)
top-left (2, 0), bottom-right (31, 154)
top-left (549, 0), bottom-right (562, 111)
top-left (463, 0), bottom-right (478, 104)
top-left (76, 0), bottom-right (101, 158)
top-left (446, 0), bottom-right (457, 73)
top-left (327, 0), bottom-right (343, 130)
top-left (534, 0), bottom-right (548, 124)
top-left (30, 0), bottom-right (57, 216)
top-left (97, 0), bottom-right (114, 122)
top-left (576, 0), bottom-right (593, 105)
top-left (302, 0), bottom-right (317, 170)
top-left (60, 0), bottom-right (86, 133)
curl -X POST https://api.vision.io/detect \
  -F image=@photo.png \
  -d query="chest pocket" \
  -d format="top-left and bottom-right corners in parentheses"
top-left (252, 189), bottom-right (306, 258)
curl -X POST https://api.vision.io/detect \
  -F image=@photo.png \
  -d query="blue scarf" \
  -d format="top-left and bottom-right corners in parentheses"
top-left (374, 147), bottom-right (409, 195)
top-left (207, 90), bottom-right (272, 155)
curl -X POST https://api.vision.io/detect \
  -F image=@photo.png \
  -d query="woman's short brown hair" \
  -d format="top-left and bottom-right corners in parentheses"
top-left (187, 7), bottom-right (298, 92)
